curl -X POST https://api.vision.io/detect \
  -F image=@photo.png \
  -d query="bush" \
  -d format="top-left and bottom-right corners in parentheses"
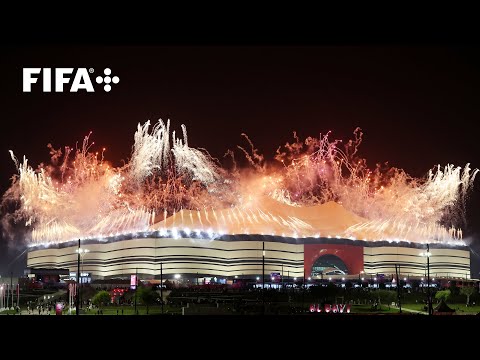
top-left (92, 290), bottom-right (111, 308)
top-left (375, 289), bottom-right (396, 304)
top-left (434, 289), bottom-right (451, 302)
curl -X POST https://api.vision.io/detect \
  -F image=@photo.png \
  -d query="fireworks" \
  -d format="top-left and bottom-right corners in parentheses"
top-left (2, 120), bottom-right (477, 246)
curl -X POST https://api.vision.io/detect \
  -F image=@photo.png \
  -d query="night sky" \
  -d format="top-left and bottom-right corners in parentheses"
top-left (1, 46), bottom-right (479, 277)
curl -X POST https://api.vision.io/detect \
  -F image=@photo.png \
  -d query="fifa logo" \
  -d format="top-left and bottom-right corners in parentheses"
top-left (23, 68), bottom-right (119, 93)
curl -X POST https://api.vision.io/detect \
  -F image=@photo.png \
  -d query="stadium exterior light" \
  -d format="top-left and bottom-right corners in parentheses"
top-left (420, 244), bottom-right (433, 315)
top-left (75, 246), bottom-right (89, 310)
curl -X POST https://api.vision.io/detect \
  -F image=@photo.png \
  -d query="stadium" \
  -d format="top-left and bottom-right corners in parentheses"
top-left (26, 198), bottom-right (471, 283)
top-left (6, 120), bottom-right (474, 285)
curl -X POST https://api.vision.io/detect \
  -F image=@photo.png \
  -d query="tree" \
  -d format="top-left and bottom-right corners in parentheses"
top-left (460, 286), bottom-right (475, 306)
top-left (135, 287), bottom-right (158, 314)
top-left (410, 279), bottom-right (421, 291)
top-left (92, 290), bottom-right (111, 309)
top-left (325, 282), bottom-right (338, 302)
top-left (81, 285), bottom-right (97, 300)
top-left (435, 289), bottom-right (451, 302)
top-left (449, 281), bottom-right (459, 296)
top-left (164, 279), bottom-right (174, 290)
top-left (376, 290), bottom-right (396, 305)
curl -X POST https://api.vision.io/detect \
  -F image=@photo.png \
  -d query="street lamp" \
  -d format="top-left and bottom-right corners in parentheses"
top-left (76, 248), bottom-right (90, 280)
top-left (160, 262), bottom-right (163, 315)
top-left (281, 264), bottom-right (284, 291)
top-left (420, 244), bottom-right (432, 315)
top-left (74, 240), bottom-right (90, 314)
top-left (75, 246), bottom-right (89, 311)
top-left (262, 242), bottom-right (265, 315)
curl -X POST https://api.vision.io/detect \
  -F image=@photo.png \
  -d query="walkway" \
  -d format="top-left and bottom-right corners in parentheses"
top-left (391, 305), bottom-right (427, 315)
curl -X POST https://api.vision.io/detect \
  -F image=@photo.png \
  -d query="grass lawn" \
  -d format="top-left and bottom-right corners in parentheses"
top-left (445, 304), bottom-right (480, 314)
top-left (0, 309), bottom-right (18, 315)
top-left (350, 304), bottom-right (400, 314)
top-left (81, 305), bottom-right (182, 315)
top-left (400, 303), bottom-right (427, 312)
top-left (4, 302), bottom-right (479, 316)
top-left (1, 305), bottom-right (183, 315)
top-left (401, 302), bottom-right (480, 314)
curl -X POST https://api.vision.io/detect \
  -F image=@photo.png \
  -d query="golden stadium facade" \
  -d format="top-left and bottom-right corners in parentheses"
top-left (26, 199), bottom-right (471, 281)
top-left (27, 235), bottom-right (471, 281)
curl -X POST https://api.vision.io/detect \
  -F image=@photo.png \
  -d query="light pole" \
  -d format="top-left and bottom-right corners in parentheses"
top-left (134, 268), bottom-right (138, 315)
top-left (75, 243), bottom-right (89, 312)
top-left (80, 248), bottom-right (89, 309)
top-left (160, 262), bottom-right (163, 315)
top-left (76, 239), bottom-right (80, 315)
top-left (262, 241), bottom-right (265, 315)
top-left (395, 264), bottom-right (402, 313)
top-left (302, 268), bottom-right (306, 312)
top-left (420, 244), bottom-right (432, 315)
top-left (10, 272), bottom-right (13, 310)
top-left (281, 263), bottom-right (284, 291)
top-left (359, 270), bottom-right (364, 284)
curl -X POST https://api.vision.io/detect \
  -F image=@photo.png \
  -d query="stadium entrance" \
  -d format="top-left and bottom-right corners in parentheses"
top-left (311, 254), bottom-right (348, 277)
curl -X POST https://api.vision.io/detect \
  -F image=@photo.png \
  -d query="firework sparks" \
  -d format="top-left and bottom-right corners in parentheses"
top-left (3, 120), bottom-right (477, 246)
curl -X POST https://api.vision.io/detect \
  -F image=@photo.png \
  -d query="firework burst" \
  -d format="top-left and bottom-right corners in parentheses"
top-left (3, 120), bottom-right (477, 246)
